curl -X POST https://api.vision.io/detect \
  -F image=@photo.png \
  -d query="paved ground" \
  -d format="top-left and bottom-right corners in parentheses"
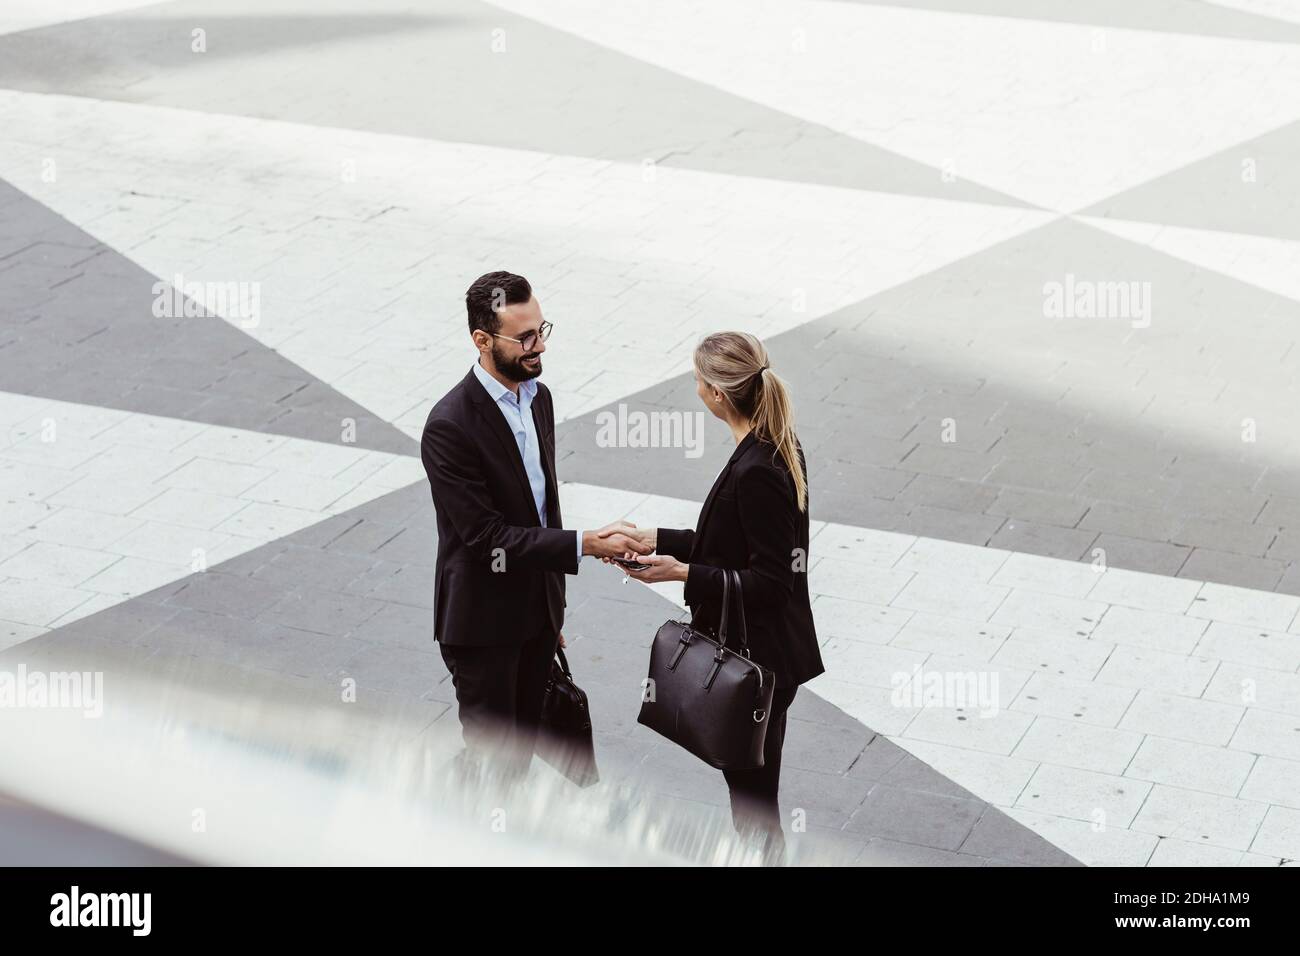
top-left (3, 482), bottom-right (1076, 865)
top-left (2, 0), bottom-right (1300, 865)
top-left (0, 794), bottom-right (191, 865)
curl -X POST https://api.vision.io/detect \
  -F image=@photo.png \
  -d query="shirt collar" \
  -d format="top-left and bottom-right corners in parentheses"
top-left (472, 360), bottom-right (537, 405)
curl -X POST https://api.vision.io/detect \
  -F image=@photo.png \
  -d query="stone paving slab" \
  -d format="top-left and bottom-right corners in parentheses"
top-left (490, 0), bottom-right (1300, 212)
top-left (0, 389), bottom-right (424, 637)
top-left (556, 216), bottom-right (1300, 594)
top-left (561, 481), bottom-right (1300, 866)
top-left (0, 88), bottom-right (1055, 443)
top-left (0, 0), bottom-right (1024, 206)
top-left (836, 0), bottom-right (1300, 42)
top-left (0, 179), bottom-right (413, 455)
top-left (1081, 119), bottom-right (1300, 241)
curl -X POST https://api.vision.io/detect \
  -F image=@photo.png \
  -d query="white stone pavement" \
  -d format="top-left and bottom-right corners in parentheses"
top-left (1208, 0), bottom-right (1300, 27)
top-left (562, 481), bottom-right (1300, 866)
top-left (0, 390), bottom-right (423, 645)
top-left (1080, 217), bottom-right (1300, 306)
top-left (0, 90), bottom-right (1055, 434)
top-left (486, 0), bottom-right (1300, 212)
top-left (0, 0), bottom-right (159, 36)
top-left (7, 89), bottom-right (1298, 496)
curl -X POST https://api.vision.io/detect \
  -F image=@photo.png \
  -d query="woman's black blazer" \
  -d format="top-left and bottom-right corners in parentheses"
top-left (658, 431), bottom-right (825, 688)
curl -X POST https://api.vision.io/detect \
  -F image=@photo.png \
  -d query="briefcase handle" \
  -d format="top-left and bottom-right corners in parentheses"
top-left (716, 570), bottom-right (749, 655)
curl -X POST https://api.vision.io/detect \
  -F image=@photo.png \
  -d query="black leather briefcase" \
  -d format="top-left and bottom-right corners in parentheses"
top-left (637, 570), bottom-right (775, 770)
top-left (538, 647), bottom-right (599, 787)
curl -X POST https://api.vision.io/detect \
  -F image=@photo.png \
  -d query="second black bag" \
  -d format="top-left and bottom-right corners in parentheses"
top-left (538, 647), bottom-right (600, 787)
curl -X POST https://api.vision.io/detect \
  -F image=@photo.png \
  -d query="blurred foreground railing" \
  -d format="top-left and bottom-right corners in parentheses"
top-left (0, 644), bottom-right (837, 866)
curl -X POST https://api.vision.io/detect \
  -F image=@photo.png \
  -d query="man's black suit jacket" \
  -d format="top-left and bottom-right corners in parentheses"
top-left (657, 432), bottom-right (825, 688)
top-left (421, 369), bottom-right (576, 646)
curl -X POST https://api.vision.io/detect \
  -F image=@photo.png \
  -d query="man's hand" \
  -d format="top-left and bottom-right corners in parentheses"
top-left (558, 632), bottom-right (567, 649)
top-left (582, 530), bottom-right (651, 559)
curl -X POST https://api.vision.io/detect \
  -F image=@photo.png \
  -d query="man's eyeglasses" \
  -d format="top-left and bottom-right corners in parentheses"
top-left (490, 321), bottom-right (553, 352)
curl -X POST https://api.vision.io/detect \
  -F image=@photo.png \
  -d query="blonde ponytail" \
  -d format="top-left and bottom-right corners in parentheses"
top-left (693, 332), bottom-right (808, 512)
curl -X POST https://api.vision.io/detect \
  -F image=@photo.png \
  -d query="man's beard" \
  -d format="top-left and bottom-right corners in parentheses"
top-left (492, 341), bottom-right (542, 382)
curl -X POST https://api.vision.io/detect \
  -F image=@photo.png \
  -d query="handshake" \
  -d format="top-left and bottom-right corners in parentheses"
top-left (581, 520), bottom-right (685, 584)
top-left (581, 520), bottom-right (655, 561)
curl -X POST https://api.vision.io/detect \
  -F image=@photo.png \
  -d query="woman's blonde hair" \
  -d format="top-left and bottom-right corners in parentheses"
top-left (694, 331), bottom-right (807, 512)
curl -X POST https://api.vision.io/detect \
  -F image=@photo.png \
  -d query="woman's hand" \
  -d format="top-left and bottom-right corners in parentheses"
top-left (618, 553), bottom-right (688, 584)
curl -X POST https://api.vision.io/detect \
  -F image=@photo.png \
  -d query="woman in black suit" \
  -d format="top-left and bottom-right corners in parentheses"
top-left (611, 331), bottom-right (824, 853)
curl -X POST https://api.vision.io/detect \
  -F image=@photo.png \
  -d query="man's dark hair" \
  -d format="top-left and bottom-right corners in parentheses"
top-left (465, 271), bottom-right (532, 335)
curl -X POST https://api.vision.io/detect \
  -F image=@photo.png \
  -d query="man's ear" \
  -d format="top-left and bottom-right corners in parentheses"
top-left (471, 330), bottom-right (491, 352)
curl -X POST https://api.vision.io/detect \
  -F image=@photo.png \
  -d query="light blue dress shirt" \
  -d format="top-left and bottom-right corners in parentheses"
top-left (472, 361), bottom-right (583, 564)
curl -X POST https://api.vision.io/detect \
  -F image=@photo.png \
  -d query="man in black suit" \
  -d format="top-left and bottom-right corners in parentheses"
top-left (421, 271), bottom-right (646, 777)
